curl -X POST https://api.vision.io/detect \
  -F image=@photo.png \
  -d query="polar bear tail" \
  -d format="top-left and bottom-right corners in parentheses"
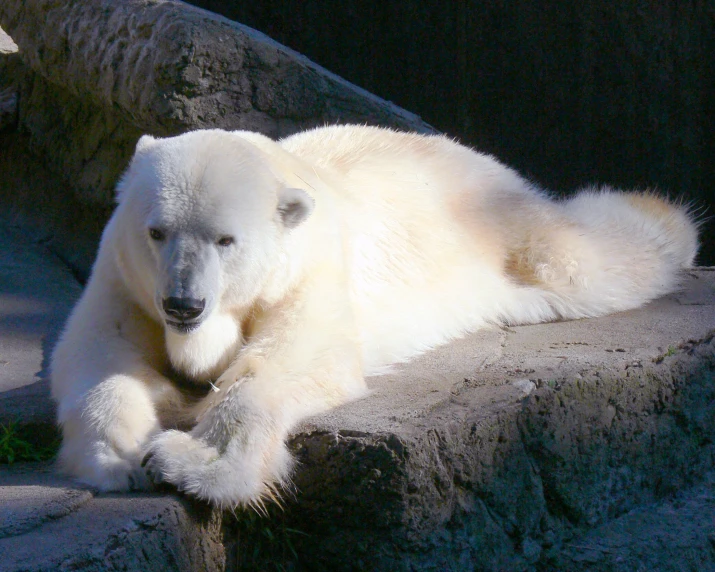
top-left (566, 187), bottom-right (699, 266)
top-left (506, 188), bottom-right (700, 321)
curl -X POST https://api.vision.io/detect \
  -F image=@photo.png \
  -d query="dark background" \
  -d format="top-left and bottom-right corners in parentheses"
top-left (190, 0), bottom-right (715, 264)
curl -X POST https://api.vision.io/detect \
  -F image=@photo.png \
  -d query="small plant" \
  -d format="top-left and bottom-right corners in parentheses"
top-left (0, 421), bottom-right (60, 464)
top-left (233, 508), bottom-right (309, 571)
top-left (654, 345), bottom-right (680, 364)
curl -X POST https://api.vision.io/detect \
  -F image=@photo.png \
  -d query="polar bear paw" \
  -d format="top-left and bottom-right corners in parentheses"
top-left (142, 429), bottom-right (292, 509)
top-left (142, 430), bottom-right (219, 491)
top-left (59, 439), bottom-right (151, 492)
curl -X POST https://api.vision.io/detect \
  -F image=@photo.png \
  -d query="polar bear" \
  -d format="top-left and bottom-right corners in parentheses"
top-left (51, 125), bottom-right (698, 508)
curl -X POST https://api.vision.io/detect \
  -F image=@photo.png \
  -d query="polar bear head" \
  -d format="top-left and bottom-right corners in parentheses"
top-left (115, 130), bottom-right (314, 338)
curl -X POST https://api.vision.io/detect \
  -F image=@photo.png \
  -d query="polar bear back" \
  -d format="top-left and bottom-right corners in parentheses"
top-left (280, 126), bottom-right (695, 372)
top-left (282, 126), bottom-right (555, 369)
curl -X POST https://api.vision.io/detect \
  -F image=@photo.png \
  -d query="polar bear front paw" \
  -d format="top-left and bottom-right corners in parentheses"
top-left (142, 430), bottom-right (218, 491)
top-left (142, 429), bottom-right (293, 509)
top-left (58, 439), bottom-right (151, 492)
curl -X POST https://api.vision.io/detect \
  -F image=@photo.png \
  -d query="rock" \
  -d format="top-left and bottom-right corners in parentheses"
top-left (0, 88), bottom-right (17, 132)
top-left (0, 463), bottom-right (225, 572)
top-left (0, 0), bottom-right (433, 137)
top-left (239, 269), bottom-right (715, 570)
top-left (0, 26), bottom-right (16, 54)
top-left (0, 216), bottom-right (225, 572)
top-left (0, 26), bottom-right (19, 133)
top-left (549, 473), bottom-right (715, 571)
top-left (0, 216), bottom-right (81, 431)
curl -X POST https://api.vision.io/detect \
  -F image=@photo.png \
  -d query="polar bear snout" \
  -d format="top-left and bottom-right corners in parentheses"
top-left (162, 296), bottom-right (207, 334)
top-left (162, 296), bottom-right (206, 321)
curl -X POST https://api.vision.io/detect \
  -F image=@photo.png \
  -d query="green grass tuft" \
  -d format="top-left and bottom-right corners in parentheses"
top-left (0, 421), bottom-right (60, 464)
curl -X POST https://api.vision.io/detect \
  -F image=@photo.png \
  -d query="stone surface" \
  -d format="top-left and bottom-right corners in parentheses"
top-left (0, 0), bottom-right (434, 278)
top-left (0, 26), bottom-right (16, 54)
top-left (0, 216), bottom-right (81, 430)
top-left (550, 472), bottom-right (715, 571)
top-left (0, 217), bottom-right (225, 572)
top-left (0, 27), bottom-right (18, 133)
top-left (0, 463), bottom-right (225, 572)
top-left (238, 269), bottom-right (715, 570)
top-left (0, 0), bottom-right (433, 138)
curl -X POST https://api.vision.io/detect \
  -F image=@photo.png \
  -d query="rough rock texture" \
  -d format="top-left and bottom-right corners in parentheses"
top-left (0, 0), bottom-right (432, 137)
top-left (232, 270), bottom-right (715, 570)
top-left (0, 216), bottom-right (81, 431)
top-left (551, 472), bottom-right (715, 571)
top-left (0, 463), bottom-right (226, 572)
top-left (0, 214), bottom-right (227, 572)
top-left (0, 0), bottom-right (433, 277)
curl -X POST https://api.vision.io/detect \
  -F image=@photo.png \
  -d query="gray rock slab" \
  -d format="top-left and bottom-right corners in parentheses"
top-left (0, 463), bottom-right (225, 572)
top-left (0, 0), bottom-right (434, 138)
top-left (304, 269), bottom-right (715, 435)
top-left (246, 269), bottom-right (715, 570)
top-left (0, 27), bottom-right (17, 54)
top-left (0, 216), bottom-right (81, 428)
top-left (0, 2), bottom-right (435, 280)
top-left (552, 472), bottom-right (715, 571)
top-left (0, 462), bottom-right (92, 538)
top-left (0, 134), bottom-right (227, 571)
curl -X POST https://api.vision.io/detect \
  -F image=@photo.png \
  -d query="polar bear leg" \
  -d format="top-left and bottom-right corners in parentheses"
top-left (143, 314), bottom-right (365, 508)
top-left (58, 374), bottom-right (167, 491)
top-left (143, 399), bottom-right (292, 509)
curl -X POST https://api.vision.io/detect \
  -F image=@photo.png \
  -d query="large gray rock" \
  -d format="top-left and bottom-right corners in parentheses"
top-left (550, 472), bottom-right (715, 571)
top-left (0, 463), bottom-right (225, 572)
top-left (0, 215), bottom-right (226, 572)
top-left (246, 269), bottom-right (715, 570)
top-left (0, 0), bottom-right (432, 137)
top-left (0, 216), bottom-right (81, 430)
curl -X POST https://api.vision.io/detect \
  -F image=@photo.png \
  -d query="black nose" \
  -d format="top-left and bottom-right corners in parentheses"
top-left (162, 297), bottom-right (205, 321)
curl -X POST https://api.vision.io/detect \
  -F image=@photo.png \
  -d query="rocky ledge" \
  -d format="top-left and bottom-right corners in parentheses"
top-left (0, 0), bottom-right (713, 570)
top-left (1, 214), bottom-right (714, 570)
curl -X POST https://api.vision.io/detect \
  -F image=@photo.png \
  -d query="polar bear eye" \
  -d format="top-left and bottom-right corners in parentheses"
top-left (148, 228), bottom-right (165, 241)
top-left (217, 236), bottom-right (235, 247)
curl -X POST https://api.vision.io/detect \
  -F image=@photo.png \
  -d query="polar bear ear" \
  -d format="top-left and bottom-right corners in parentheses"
top-left (134, 134), bottom-right (157, 154)
top-left (277, 188), bottom-right (315, 229)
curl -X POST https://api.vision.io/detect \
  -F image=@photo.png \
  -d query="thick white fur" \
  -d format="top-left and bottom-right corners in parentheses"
top-left (51, 125), bottom-right (698, 508)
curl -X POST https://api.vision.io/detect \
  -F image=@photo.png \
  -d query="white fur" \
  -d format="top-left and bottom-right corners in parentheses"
top-left (51, 125), bottom-right (698, 508)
